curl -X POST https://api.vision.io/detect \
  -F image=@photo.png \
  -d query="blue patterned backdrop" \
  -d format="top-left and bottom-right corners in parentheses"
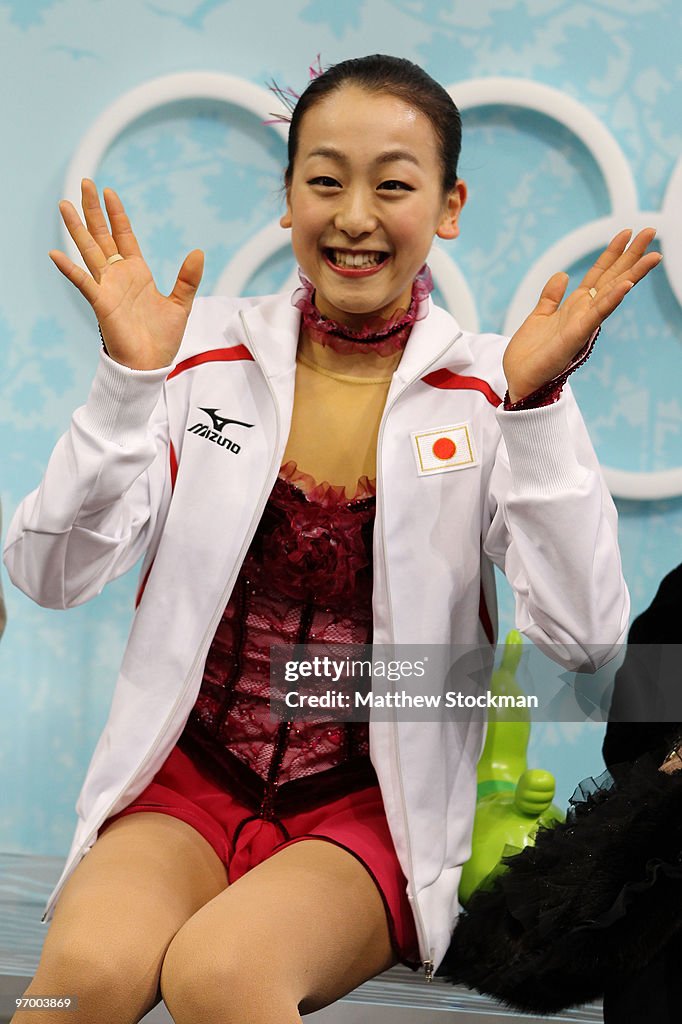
top-left (0, 0), bottom-right (680, 854)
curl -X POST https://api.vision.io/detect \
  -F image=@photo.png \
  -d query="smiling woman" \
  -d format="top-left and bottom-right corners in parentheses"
top-left (3, 53), bottom-right (660, 1024)
top-left (280, 86), bottom-right (467, 325)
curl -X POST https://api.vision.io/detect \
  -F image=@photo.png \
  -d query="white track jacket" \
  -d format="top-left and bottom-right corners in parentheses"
top-left (4, 290), bottom-right (630, 981)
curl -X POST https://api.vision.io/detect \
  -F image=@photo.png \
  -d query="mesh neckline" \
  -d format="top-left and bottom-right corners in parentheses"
top-left (296, 349), bottom-right (394, 385)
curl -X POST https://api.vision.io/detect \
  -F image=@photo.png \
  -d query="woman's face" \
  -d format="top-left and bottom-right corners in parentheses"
top-left (281, 85), bottom-right (467, 328)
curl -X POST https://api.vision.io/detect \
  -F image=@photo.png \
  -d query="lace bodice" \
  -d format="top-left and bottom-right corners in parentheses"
top-left (178, 466), bottom-right (378, 817)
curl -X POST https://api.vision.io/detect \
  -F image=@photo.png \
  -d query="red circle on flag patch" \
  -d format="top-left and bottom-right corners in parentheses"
top-left (432, 436), bottom-right (456, 460)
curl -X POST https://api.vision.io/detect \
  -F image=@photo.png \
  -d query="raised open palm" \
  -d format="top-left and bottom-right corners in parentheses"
top-left (503, 228), bottom-right (662, 403)
top-left (50, 178), bottom-right (204, 370)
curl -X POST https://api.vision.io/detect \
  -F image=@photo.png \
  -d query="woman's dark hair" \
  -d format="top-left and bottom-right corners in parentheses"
top-left (282, 54), bottom-right (462, 194)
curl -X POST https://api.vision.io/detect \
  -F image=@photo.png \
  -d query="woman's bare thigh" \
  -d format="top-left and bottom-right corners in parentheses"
top-left (15, 812), bottom-right (228, 1023)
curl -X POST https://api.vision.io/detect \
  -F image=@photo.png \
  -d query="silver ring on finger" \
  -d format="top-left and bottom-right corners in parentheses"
top-left (106, 253), bottom-right (125, 265)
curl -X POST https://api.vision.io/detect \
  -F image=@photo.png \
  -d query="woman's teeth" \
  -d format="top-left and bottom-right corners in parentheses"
top-left (329, 249), bottom-right (386, 268)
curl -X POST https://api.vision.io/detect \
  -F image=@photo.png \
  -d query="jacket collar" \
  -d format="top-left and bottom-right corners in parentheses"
top-left (235, 291), bottom-right (300, 379)
top-left (392, 297), bottom-right (473, 385)
top-left (234, 289), bottom-right (475, 383)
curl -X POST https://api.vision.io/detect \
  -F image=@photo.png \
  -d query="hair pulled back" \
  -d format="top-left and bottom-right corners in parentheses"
top-left (283, 54), bottom-right (462, 194)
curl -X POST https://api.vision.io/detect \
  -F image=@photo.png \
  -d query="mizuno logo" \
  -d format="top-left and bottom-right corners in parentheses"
top-left (187, 407), bottom-right (254, 455)
top-left (197, 408), bottom-right (254, 432)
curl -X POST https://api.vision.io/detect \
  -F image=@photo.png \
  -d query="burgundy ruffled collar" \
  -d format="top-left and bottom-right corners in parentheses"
top-left (292, 264), bottom-right (433, 357)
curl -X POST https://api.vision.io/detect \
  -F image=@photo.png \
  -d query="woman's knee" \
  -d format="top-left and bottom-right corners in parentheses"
top-left (17, 940), bottom-right (163, 1024)
top-left (160, 922), bottom-right (242, 1008)
top-left (159, 918), bottom-right (297, 1019)
top-left (39, 931), bottom-right (154, 989)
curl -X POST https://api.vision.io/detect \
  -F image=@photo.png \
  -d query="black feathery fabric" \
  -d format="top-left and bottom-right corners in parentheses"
top-left (437, 752), bottom-right (682, 1014)
top-left (437, 563), bottom-right (682, 1015)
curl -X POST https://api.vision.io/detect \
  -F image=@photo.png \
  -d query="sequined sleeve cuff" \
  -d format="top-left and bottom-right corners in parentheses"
top-left (503, 327), bottom-right (601, 411)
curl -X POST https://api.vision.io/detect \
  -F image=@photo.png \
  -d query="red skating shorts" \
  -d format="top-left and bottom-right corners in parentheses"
top-left (99, 742), bottom-right (421, 970)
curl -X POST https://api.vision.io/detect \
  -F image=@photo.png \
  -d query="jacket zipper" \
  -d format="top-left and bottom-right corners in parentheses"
top-left (376, 332), bottom-right (462, 982)
top-left (43, 324), bottom-right (284, 923)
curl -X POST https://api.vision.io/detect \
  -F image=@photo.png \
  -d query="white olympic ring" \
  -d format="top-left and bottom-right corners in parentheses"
top-left (63, 72), bottom-right (682, 499)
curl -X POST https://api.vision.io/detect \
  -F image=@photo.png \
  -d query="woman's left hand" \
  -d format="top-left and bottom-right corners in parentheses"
top-left (503, 228), bottom-right (662, 404)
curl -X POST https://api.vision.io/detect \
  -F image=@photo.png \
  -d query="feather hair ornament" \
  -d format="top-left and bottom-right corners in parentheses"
top-left (265, 54), bottom-right (324, 125)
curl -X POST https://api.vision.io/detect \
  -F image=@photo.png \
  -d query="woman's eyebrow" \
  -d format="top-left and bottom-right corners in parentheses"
top-left (306, 146), bottom-right (421, 167)
top-left (375, 149), bottom-right (421, 167)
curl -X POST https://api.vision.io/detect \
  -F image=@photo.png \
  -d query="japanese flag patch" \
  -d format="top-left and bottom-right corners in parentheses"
top-left (411, 422), bottom-right (477, 476)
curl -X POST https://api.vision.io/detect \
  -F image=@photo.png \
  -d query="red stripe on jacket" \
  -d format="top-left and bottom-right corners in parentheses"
top-left (135, 441), bottom-right (178, 609)
top-left (169, 440), bottom-right (178, 491)
top-left (422, 369), bottom-right (502, 408)
top-left (166, 345), bottom-right (254, 381)
top-left (135, 562), bottom-right (153, 609)
top-left (479, 585), bottom-right (495, 646)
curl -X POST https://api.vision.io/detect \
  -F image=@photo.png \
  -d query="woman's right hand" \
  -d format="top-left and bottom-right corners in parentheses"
top-left (49, 178), bottom-right (204, 370)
